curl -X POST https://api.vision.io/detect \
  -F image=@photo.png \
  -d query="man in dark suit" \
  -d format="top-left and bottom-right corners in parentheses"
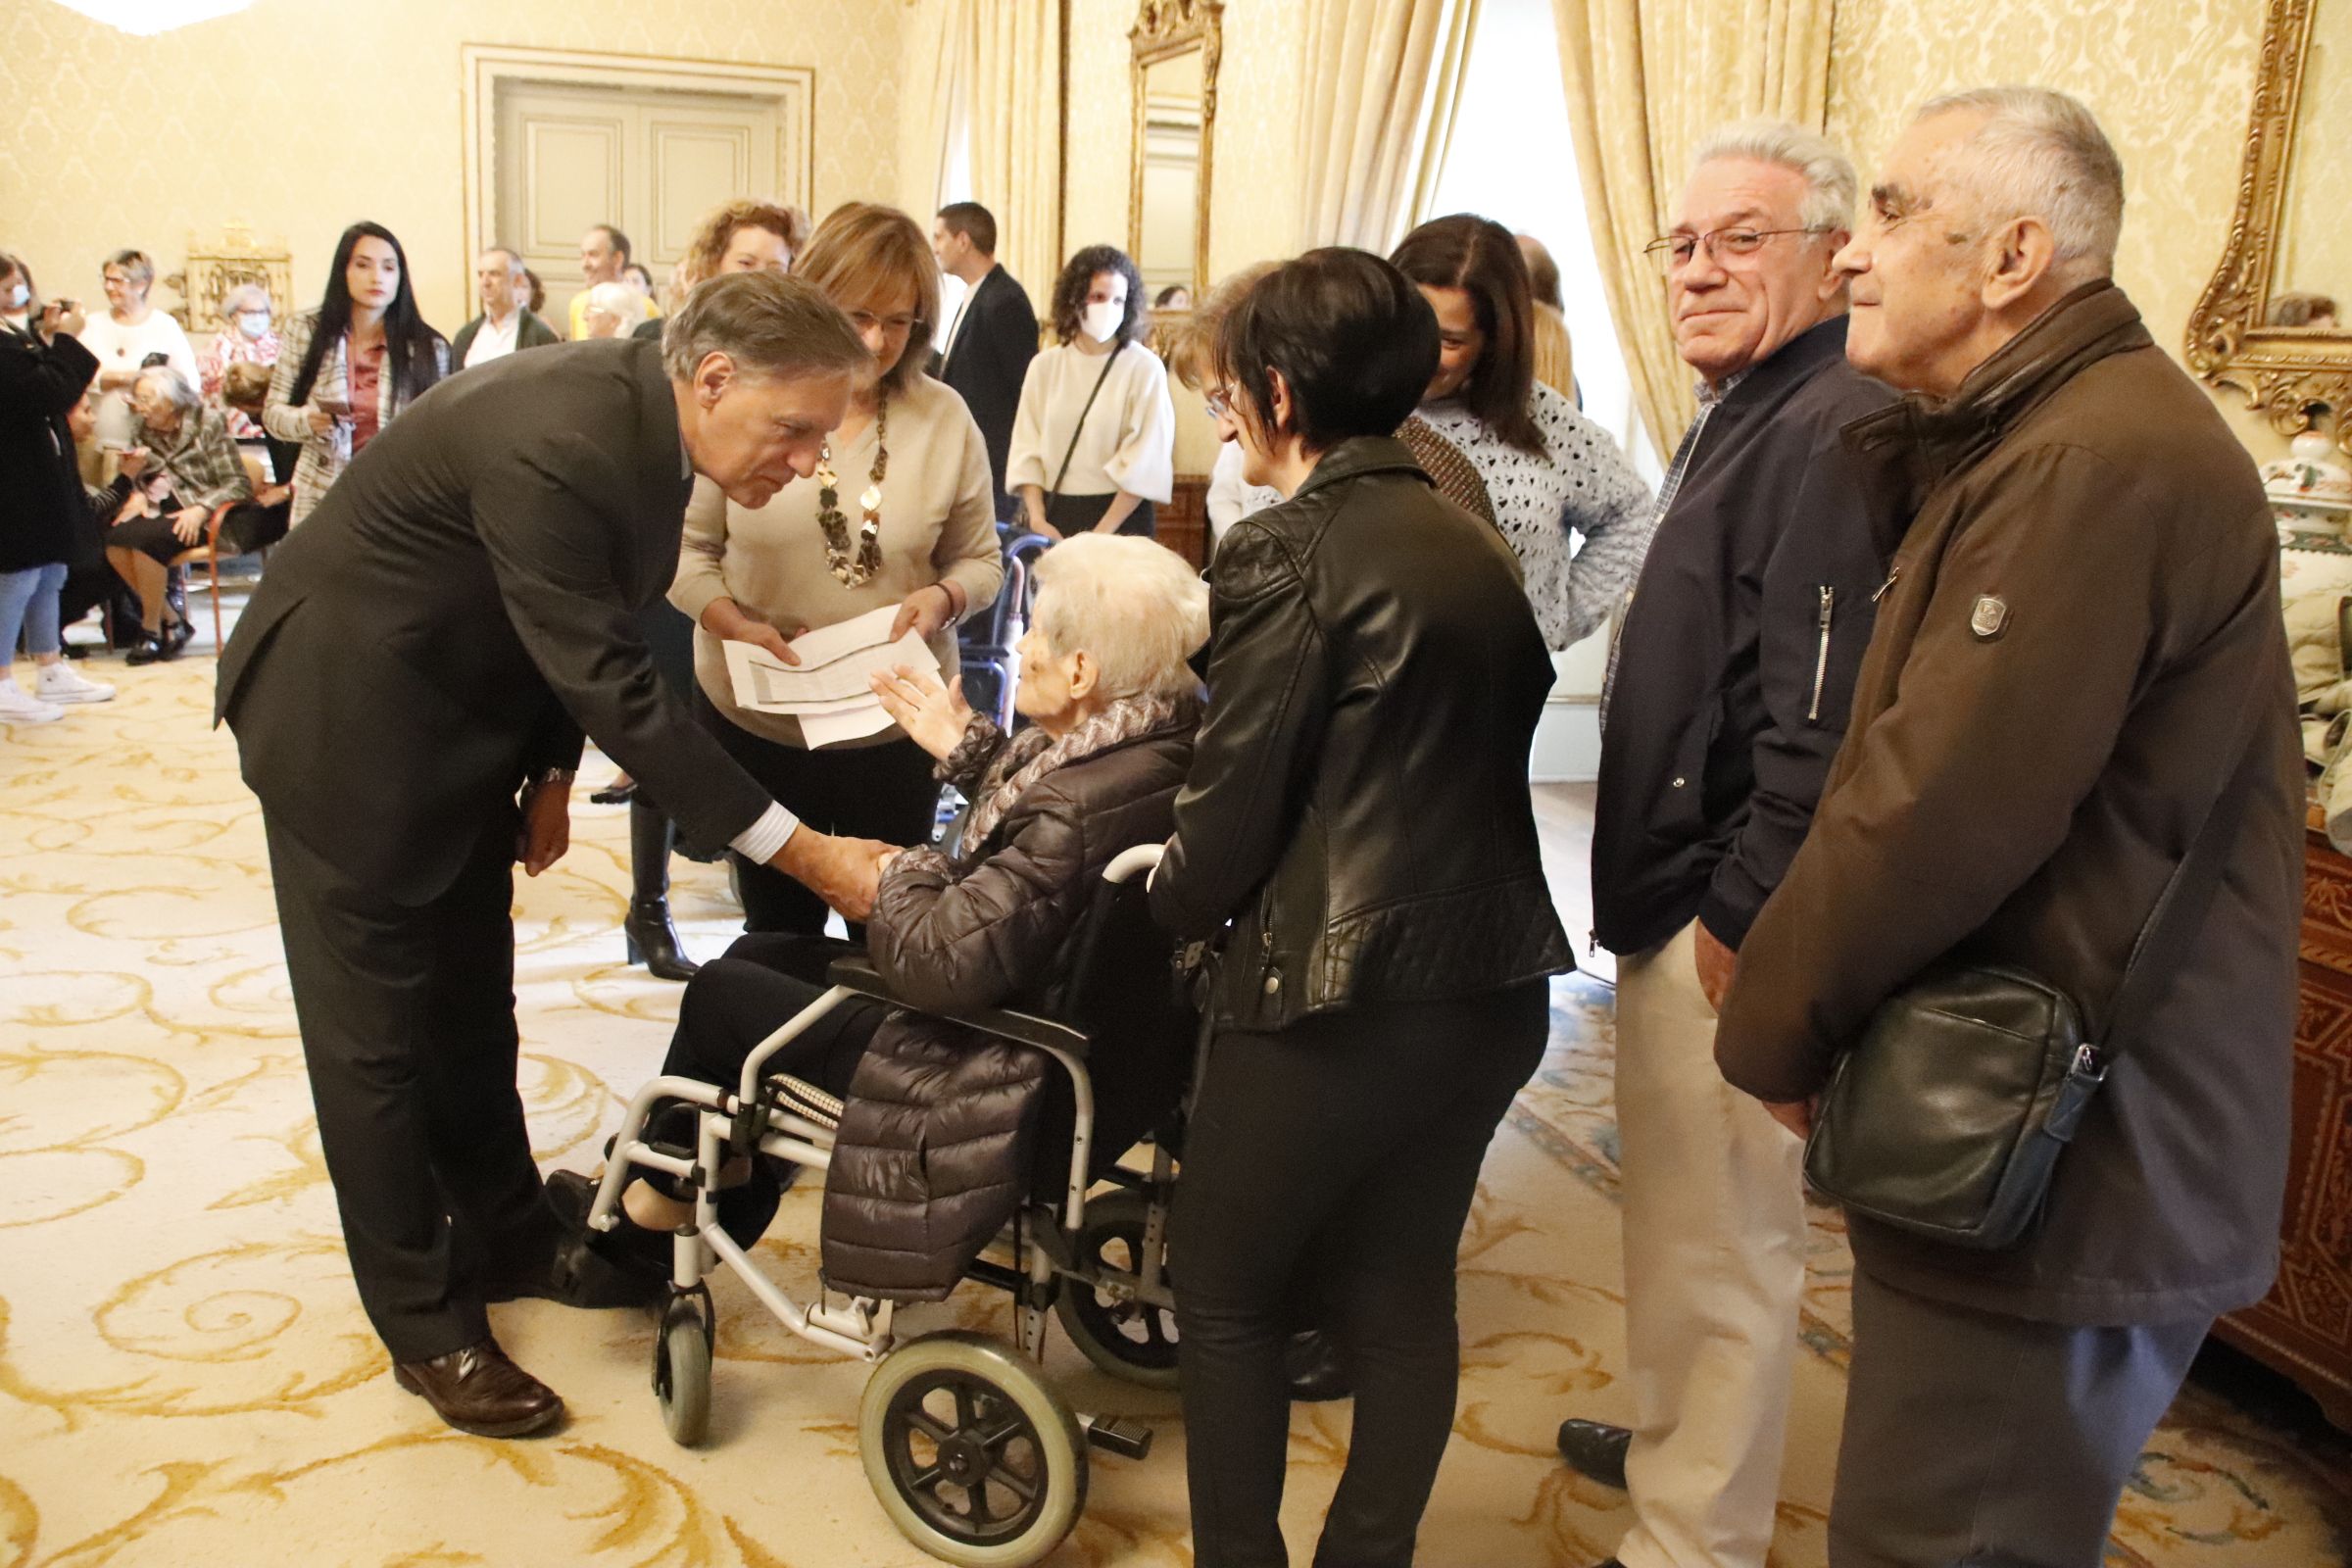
top-left (930, 202), bottom-right (1038, 519)
top-left (217, 272), bottom-right (889, 1439)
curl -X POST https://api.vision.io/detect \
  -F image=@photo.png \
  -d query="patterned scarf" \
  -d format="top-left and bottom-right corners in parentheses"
top-left (956, 690), bottom-right (1199, 859)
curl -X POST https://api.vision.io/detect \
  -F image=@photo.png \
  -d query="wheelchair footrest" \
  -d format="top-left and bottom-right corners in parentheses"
top-left (1080, 1413), bottom-right (1154, 1461)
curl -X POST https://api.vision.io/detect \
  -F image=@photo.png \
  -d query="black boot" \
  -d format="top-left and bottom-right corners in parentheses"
top-left (622, 799), bottom-right (697, 981)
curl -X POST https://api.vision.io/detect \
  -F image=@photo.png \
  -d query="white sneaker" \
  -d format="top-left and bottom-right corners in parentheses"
top-left (34, 663), bottom-right (116, 704)
top-left (0, 678), bottom-right (66, 725)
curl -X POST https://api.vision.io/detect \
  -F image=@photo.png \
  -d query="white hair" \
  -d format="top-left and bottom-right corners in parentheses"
top-left (220, 281), bottom-right (271, 316)
top-left (1691, 119), bottom-right (1858, 234)
top-left (584, 280), bottom-right (637, 324)
top-left (1031, 534), bottom-right (1210, 702)
top-left (133, 363), bottom-right (201, 414)
top-left (1915, 86), bottom-right (2124, 280)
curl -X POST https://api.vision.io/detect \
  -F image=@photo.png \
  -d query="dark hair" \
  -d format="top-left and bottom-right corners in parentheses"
top-left (624, 262), bottom-right (655, 290)
top-left (1049, 244), bottom-right (1146, 347)
top-left (1391, 214), bottom-right (1544, 455)
top-left (1518, 233), bottom-right (1563, 310)
top-left (1153, 284), bottom-right (1192, 309)
top-left (1215, 248), bottom-right (1438, 457)
top-left (936, 202), bottom-right (998, 258)
top-left (0, 251), bottom-right (37, 312)
top-left (592, 224), bottom-right (633, 264)
top-left (522, 268), bottom-right (547, 315)
top-left (289, 221), bottom-right (446, 411)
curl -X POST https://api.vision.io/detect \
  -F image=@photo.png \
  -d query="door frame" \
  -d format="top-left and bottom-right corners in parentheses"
top-left (461, 44), bottom-right (814, 282)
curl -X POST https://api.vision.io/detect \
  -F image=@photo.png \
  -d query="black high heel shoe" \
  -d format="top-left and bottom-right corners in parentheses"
top-left (622, 898), bottom-right (699, 981)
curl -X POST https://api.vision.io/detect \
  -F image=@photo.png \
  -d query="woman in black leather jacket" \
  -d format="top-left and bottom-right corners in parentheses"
top-left (1148, 249), bottom-right (1574, 1568)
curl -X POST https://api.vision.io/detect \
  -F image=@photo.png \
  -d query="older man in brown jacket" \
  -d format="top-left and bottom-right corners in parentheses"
top-left (1714, 88), bottom-right (2301, 1566)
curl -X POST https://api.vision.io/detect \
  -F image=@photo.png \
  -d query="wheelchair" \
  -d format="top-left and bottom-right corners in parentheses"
top-left (587, 841), bottom-right (1198, 1567)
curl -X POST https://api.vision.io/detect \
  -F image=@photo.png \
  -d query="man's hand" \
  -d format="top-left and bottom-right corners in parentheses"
top-left (516, 781), bottom-right (571, 876)
top-left (871, 663), bottom-right (973, 760)
top-left (772, 827), bottom-right (899, 921)
top-left (888, 583), bottom-right (956, 644)
top-left (1694, 921), bottom-right (1739, 1012)
top-left (703, 597), bottom-right (803, 666)
top-left (170, 508), bottom-right (208, 546)
top-left (1761, 1097), bottom-right (1817, 1140)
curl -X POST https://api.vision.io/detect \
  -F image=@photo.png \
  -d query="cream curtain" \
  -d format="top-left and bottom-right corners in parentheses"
top-left (896, 0), bottom-right (969, 224)
top-left (1549, 0), bottom-right (1835, 450)
top-left (965, 0), bottom-right (1065, 307)
top-left (1298, 0), bottom-right (1485, 253)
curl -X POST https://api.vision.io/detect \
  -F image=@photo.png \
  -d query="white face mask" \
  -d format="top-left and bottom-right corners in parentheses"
top-left (3, 282), bottom-right (25, 311)
top-left (236, 312), bottom-right (271, 339)
top-left (1080, 300), bottom-right (1124, 344)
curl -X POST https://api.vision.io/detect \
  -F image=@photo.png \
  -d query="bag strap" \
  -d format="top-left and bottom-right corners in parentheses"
top-left (1047, 345), bottom-right (1123, 507)
top-left (2097, 703), bottom-right (2270, 1062)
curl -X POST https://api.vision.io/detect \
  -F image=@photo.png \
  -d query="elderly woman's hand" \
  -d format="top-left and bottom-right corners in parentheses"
top-left (871, 663), bottom-right (973, 760)
top-left (170, 508), bottom-right (208, 546)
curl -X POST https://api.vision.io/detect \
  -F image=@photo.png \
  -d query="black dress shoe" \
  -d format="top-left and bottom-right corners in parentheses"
top-left (623, 899), bottom-right (698, 981)
top-left (393, 1340), bottom-right (564, 1438)
top-left (1557, 1417), bottom-right (1633, 1488)
top-left (589, 778), bottom-right (637, 806)
top-left (123, 631), bottom-right (169, 666)
top-left (1286, 1328), bottom-right (1353, 1402)
top-left (160, 613), bottom-right (193, 659)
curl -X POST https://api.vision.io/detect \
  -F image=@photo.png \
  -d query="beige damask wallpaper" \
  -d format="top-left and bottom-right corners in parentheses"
top-left (0, 0), bottom-right (903, 333)
top-left (1826, 0), bottom-right (2287, 461)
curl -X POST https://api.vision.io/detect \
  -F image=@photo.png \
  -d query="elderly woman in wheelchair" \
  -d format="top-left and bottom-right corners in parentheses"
top-left (564, 532), bottom-right (1208, 1565)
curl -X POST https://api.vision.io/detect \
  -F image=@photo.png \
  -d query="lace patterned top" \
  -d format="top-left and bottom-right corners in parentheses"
top-left (1413, 383), bottom-right (1653, 650)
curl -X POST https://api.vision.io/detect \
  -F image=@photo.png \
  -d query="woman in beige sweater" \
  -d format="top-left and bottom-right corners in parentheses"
top-left (670, 203), bottom-right (1003, 935)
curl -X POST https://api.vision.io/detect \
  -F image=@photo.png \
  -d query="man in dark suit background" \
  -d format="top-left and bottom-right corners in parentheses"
top-left (930, 202), bottom-right (1038, 519)
top-left (217, 272), bottom-right (889, 1439)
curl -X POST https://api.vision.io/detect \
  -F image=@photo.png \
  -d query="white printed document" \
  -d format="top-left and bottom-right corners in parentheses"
top-left (722, 605), bottom-right (940, 748)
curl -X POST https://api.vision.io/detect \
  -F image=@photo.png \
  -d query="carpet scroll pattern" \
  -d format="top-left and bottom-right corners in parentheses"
top-left (0, 656), bottom-right (2346, 1566)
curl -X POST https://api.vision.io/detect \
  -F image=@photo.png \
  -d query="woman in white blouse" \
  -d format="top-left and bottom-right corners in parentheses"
top-left (74, 249), bottom-right (197, 450)
top-left (670, 202), bottom-right (1004, 938)
top-left (1005, 245), bottom-right (1176, 539)
top-left (1393, 215), bottom-right (1652, 652)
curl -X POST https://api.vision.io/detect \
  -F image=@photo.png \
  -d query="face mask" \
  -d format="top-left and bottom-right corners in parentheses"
top-left (4, 283), bottom-right (25, 311)
top-left (237, 312), bottom-right (271, 339)
top-left (1081, 300), bottom-right (1123, 344)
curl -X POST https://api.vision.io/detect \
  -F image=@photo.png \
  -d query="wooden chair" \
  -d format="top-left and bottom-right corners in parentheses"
top-left (168, 451), bottom-right (276, 653)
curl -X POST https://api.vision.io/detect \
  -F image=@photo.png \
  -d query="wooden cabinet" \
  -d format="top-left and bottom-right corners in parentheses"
top-left (2214, 831), bottom-right (2352, 1429)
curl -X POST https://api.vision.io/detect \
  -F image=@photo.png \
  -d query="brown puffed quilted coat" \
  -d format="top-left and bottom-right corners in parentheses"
top-left (819, 708), bottom-right (1196, 1301)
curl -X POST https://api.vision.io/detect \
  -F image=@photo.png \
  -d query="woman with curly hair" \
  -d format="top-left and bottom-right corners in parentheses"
top-left (1004, 243), bottom-right (1175, 539)
top-left (636, 200), bottom-right (811, 340)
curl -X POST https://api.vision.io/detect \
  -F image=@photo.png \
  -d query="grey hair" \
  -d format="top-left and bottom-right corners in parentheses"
top-left (480, 246), bottom-right (526, 279)
top-left (133, 363), bottom-right (201, 414)
top-left (583, 281), bottom-right (638, 326)
top-left (106, 248), bottom-right (155, 290)
top-left (660, 269), bottom-right (872, 384)
top-left (1032, 534), bottom-right (1210, 702)
top-left (1915, 86), bottom-right (2124, 279)
top-left (1691, 119), bottom-right (1858, 233)
top-left (220, 281), bottom-right (271, 316)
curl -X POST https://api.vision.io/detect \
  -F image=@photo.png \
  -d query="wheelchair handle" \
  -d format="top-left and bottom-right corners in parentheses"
top-left (1104, 842), bottom-right (1166, 886)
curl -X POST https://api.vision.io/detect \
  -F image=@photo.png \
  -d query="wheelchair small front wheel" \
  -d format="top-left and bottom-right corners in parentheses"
top-left (1054, 1190), bottom-right (1181, 1389)
top-left (653, 1290), bottom-right (713, 1446)
top-left (858, 1331), bottom-right (1087, 1567)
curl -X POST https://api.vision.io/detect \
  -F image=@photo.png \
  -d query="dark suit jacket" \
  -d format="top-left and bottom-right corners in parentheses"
top-left (934, 266), bottom-right (1037, 517)
top-left (217, 337), bottom-right (772, 906)
top-left (449, 310), bottom-right (561, 369)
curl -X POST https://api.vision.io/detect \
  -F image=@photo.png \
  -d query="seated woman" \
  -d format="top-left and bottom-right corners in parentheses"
top-left (564, 532), bottom-right (1208, 1289)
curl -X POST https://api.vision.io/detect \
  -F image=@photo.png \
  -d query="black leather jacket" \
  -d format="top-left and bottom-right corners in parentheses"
top-left (1151, 437), bottom-right (1575, 1029)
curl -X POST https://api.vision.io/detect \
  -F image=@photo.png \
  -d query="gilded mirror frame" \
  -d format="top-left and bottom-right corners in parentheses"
top-left (2188, 0), bottom-right (2352, 455)
top-left (1128, 0), bottom-right (1222, 312)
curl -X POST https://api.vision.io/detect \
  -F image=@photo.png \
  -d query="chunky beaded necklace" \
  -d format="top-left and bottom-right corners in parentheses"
top-left (814, 394), bottom-right (888, 587)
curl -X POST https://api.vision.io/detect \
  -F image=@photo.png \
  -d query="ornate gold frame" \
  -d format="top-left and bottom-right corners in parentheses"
top-left (1127, 0), bottom-right (1222, 306)
top-left (2187, 0), bottom-right (2352, 455)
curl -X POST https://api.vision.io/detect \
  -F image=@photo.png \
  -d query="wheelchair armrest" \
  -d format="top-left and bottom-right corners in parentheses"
top-left (825, 953), bottom-right (1091, 1060)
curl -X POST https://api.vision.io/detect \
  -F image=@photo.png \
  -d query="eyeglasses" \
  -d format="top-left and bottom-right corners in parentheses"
top-left (848, 310), bottom-right (923, 336)
top-left (1203, 384), bottom-right (1234, 419)
top-left (1642, 227), bottom-right (1832, 272)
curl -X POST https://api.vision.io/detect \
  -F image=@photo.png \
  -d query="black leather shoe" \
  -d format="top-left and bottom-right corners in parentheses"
top-left (1286, 1328), bottom-right (1353, 1402)
top-left (160, 613), bottom-right (193, 659)
top-left (392, 1340), bottom-right (564, 1438)
top-left (123, 630), bottom-right (168, 666)
top-left (588, 778), bottom-right (637, 806)
top-left (544, 1170), bottom-right (669, 1305)
top-left (623, 899), bottom-right (698, 981)
top-left (1557, 1417), bottom-right (1633, 1488)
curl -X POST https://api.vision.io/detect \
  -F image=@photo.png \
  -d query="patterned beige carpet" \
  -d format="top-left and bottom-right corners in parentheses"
top-left (2, 642), bottom-right (2347, 1567)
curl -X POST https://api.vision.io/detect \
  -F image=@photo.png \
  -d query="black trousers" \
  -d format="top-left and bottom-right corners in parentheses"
top-left (696, 689), bottom-right (942, 936)
top-left (1040, 491), bottom-right (1155, 539)
top-left (108, 497), bottom-right (289, 564)
top-left (1170, 981), bottom-right (1550, 1568)
top-left (263, 808), bottom-right (560, 1364)
top-left (645, 934), bottom-right (889, 1240)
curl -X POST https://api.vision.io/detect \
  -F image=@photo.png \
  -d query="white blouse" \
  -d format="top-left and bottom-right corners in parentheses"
top-left (1004, 340), bottom-right (1176, 503)
top-left (74, 309), bottom-right (198, 448)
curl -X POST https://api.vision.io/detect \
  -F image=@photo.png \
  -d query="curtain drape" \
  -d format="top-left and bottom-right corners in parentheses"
top-left (896, 0), bottom-right (969, 226)
top-left (965, 0), bottom-right (1066, 308)
top-left (1298, 0), bottom-right (1485, 253)
top-left (1548, 0), bottom-right (1835, 451)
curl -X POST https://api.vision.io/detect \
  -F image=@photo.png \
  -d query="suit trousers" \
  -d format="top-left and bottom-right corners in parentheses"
top-left (1829, 1269), bottom-right (2208, 1568)
top-left (264, 809), bottom-right (560, 1364)
top-left (1613, 919), bottom-right (1808, 1568)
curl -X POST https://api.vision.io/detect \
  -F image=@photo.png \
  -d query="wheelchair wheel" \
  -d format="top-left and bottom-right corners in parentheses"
top-left (858, 1331), bottom-right (1088, 1568)
top-left (1054, 1190), bottom-right (1181, 1389)
top-left (653, 1290), bottom-right (713, 1446)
